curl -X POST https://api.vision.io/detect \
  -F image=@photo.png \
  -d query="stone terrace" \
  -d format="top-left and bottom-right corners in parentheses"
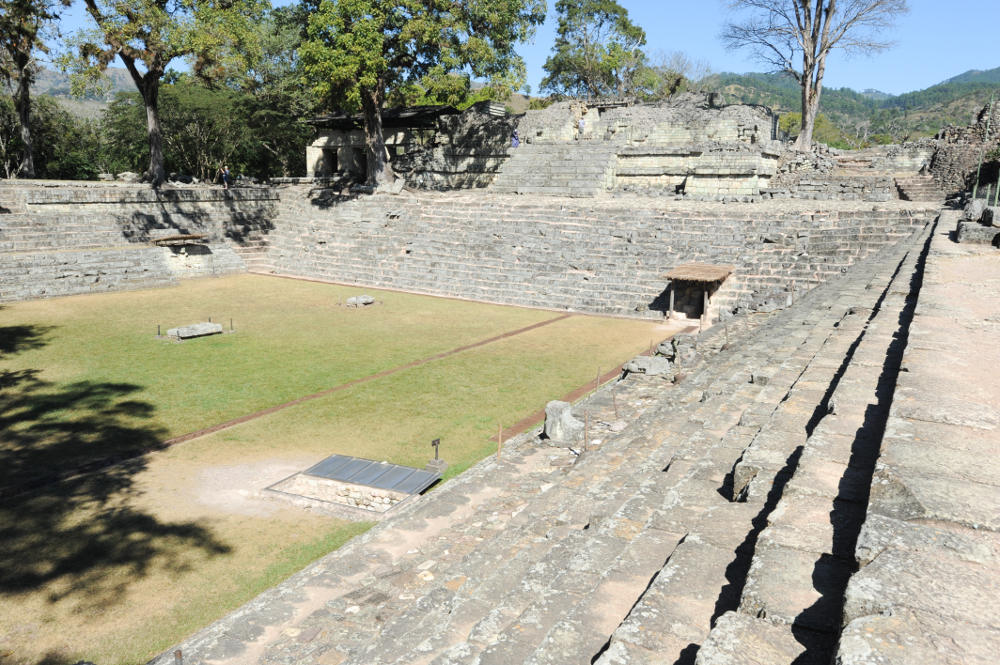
top-left (149, 207), bottom-right (997, 664)
top-left (263, 189), bottom-right (937, 321)
top-left (0, 181), bottom-right (275, 302)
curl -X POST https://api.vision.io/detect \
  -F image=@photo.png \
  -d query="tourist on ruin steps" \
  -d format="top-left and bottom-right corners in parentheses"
top-left (219, 166), bottom-right (232, 189)
top-left (511, 129), bottom-right (520, 148)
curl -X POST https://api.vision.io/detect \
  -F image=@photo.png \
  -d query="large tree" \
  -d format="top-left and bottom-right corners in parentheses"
top-left (68, 0), bottom-right (267, 185)
top-left (0, 0), bottom-right (69, 177)
top-left (299, 0), bottom-right (545, 188)
top-left (541, 0), bottom-right (647, 99)
top-left (722, 0), bottom-right (908, 150)
top-left (225, 6), bottom-right (317, 177)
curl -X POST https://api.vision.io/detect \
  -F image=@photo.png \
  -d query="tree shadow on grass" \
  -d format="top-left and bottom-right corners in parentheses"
top-left (0, 324), bottom-right (231, 634)
top-left (0, 323), bottom-right (52, 357)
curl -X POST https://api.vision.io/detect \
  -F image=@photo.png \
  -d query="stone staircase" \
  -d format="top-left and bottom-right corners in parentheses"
top-left (151, 215), bottom-right (943, 665)
top-left (231, 234), bottom-right (273, 273)
top-left (894, 174), bottom-right (945, 202)
top-left (490, 141), bottom-right (618, 197)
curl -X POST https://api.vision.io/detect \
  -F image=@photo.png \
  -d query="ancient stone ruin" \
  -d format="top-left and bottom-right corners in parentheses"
top-left (1, 96), bottom-right (997, 665)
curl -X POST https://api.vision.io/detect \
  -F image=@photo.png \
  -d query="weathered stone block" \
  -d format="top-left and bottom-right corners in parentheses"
top-left (166, 322), bottom-right (224, 339)
top-left (544, 400), bottom-right (583, 443)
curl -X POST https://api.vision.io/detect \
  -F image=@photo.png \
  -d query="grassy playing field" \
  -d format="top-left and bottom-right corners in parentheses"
top-left (0, 274), bottom-right (674, 665)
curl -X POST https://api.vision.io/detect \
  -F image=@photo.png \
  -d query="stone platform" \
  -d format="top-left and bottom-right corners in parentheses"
top-left (146, 207), bottom-right (997, 665)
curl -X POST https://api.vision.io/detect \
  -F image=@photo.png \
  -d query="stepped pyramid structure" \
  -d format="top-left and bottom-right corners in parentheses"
top-left (491, 97), bottom-right (781, 199)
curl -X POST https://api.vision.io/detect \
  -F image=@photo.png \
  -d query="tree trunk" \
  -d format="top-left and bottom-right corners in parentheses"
top-left (13, 55), bottom-right (34, 178)
top-left (142, 81), bottom-right (167, 186)
top-left (360, 87), bottom-right (393, 188)
top-left (796, 80), bottom-right (817, 150)
top-left (120, 53), bottom-right (166, 187)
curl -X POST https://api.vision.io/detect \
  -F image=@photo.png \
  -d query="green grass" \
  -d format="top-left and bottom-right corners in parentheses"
top-left (0, 274), bottom-right (670, 665)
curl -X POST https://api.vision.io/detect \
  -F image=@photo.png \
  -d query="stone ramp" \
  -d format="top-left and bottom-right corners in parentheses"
top-left (149, 217), bottom-right (935, 665)
top-left (490, 141), bottom-right (618, 197)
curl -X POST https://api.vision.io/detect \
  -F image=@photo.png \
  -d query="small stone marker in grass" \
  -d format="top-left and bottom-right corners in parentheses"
top-left (166, 322), bottom-right (223, 339)
top-left (346, 295), bottom-right (376, 307)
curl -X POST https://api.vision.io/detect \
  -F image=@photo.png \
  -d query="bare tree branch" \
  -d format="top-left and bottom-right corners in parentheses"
top-left (721, 0), bottom-right (907, 149)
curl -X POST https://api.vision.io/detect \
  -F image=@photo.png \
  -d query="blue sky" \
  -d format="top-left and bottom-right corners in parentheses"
top-left (517, 0), bottom-right (1000, 95)
top-left (52, 0), bottom-right (998, 96)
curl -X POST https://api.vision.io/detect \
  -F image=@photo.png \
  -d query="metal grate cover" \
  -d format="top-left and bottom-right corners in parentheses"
top-left (304, 454), bottom-right (441, 495)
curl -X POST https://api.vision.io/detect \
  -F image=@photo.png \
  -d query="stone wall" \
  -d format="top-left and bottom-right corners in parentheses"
top-left (269, 473), bottom-right (408, 513)
top-left (0, 182), bottom-right (276, 302)
top-left (2, 182), bottom-right (937, 323)
top-left (394, 107), bottom-right (515, 190)
top-left (614, 144), bottom-right (779, 198)
top-left (929, 103), bottom-right (1000, 195)
top-left (761, 174), bottom-right (896, 201)
top-left (309, 96), bottom-right (783, 198)
top-left (267, 186), bottom-right (936, 321)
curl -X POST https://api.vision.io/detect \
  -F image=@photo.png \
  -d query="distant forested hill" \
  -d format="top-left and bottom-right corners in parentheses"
top-left (703, 66), bottom-right (1000, 147)
top-left (29, 67), bottom-right (134, 118)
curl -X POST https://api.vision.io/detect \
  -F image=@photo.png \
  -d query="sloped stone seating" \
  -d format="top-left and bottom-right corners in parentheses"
top-left (695, 221), bottom-right (933, 664)
top-left (150, 216), bottom-right (935, 665)
top-left (836, 212), bottom-right (1000, 664)
top-left (268, 190), bottom-right (935, 319)
top-left (696, 212), bottom-right (1000, 665)
top-left (0, 183), bottom-right (275, 302)
top-left (491, 141), bottom-right (618, 197)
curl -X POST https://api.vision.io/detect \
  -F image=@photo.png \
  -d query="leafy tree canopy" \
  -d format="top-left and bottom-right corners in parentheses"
top-left (64, 0), bottom-right (268, 184)
top-left (299, 0), bottom-right (545, 186)
top-left (541, 0), bottom-right (647, 99)
top-left (0, 0), bottom-right (70, 176)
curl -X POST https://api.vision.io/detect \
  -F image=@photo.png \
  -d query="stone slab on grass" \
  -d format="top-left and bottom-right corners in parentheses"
top-left (166, 321), bottom-right (224, 339)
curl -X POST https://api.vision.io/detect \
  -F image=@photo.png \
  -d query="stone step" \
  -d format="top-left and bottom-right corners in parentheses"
top-left (697, 225), bottom-right (932, 663)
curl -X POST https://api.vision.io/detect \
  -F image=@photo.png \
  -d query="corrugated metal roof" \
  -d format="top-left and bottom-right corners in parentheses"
top-left (304, 454), bottom-right (440, 495)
